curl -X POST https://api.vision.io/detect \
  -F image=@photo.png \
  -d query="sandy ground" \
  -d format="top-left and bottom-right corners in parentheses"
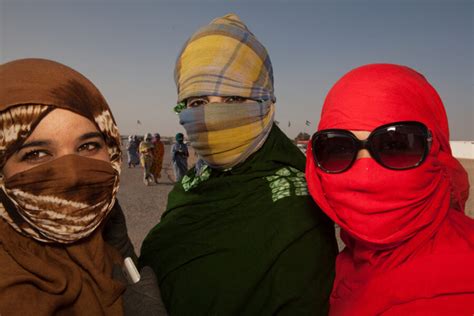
top-left (117, 145), bottom-right (474, 255)
top-left (459, 159), bottom-right (474, 218)
top-left (117, 145), bottom-right (197, 255)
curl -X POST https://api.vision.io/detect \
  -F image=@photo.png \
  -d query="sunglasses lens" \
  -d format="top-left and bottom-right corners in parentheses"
top-left (372, 124), bottom-right (427, 169)
top-left (313, 133), bottom-right (357, 172)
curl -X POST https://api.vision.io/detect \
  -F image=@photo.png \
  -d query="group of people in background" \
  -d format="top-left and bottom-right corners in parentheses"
top-left (126, 133), bottom-right (169, 185)
top-left (0, 12), bottom-right (472, 316)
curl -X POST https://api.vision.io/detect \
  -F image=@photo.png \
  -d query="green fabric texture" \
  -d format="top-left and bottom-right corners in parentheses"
top-left (139, 124), bottom-right (338, 315)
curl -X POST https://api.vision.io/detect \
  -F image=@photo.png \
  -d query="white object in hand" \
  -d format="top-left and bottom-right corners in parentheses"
top-left (124, 257), bottom-right (141, 284)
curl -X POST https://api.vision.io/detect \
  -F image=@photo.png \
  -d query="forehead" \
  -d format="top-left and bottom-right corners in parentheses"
top-left (27, 108), bottom-right (99, 141)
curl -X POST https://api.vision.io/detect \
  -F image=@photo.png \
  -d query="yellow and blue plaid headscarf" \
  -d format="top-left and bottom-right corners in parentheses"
top-left (175, 14), bottom-right (276, 170)
top-left (175, 13), bottom-right (275, 103)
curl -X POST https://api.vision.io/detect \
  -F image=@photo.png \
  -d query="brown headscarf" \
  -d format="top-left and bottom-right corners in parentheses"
top-left (0, 58), bottom-right (121, 166)
top-left (0, 58), bottom-right (124, 315)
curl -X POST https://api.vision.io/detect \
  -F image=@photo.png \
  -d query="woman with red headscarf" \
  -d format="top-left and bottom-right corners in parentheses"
top-left (306, 64), bottom-right (474, 315)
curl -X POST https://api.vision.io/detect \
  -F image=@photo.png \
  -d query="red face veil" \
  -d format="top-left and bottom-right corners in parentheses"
top-left (306, 64), bottom-right (469, 247)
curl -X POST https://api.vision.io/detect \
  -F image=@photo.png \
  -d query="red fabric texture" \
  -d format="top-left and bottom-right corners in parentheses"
top-left (306, 64), bottom-right (474, 315)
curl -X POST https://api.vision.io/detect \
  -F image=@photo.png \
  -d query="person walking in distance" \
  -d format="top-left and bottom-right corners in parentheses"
top-left (139, 133), bottom-right (156, 186)
top-left (126, 135), bottom-right (140, 168)
top-left (171, 132), bottom-right (188, 182)
top-left (151, 133), bottom-right (165, 184)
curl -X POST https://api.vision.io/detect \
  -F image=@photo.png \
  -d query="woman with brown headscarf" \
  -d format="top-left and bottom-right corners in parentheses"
top-left (0, 58), bottom-right (165, 315)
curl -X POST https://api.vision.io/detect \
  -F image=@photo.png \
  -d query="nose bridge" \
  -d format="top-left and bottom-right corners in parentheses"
top-left (359, 138), bottom-right (371, 151)
top-left (355, 138), bottom-right (373, 159)
top-left (208, 96), bottom-right (224, 103)
top-left (57, 147), bottom-right (77, 157)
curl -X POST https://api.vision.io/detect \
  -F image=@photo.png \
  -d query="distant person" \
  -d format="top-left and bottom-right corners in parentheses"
top-left (139, 133), bottom-right (156, 186)
top-left (306, 64), bottom-right (474, 315)
top-left (126, 135), bottom-right (140, 168)
top-left (170, 132), bottom-right (189, 182)
top-left (151, 133), bottom-right (165, 183)
top-left (0, 58), bottom-right (164, 315)
top-left (140, 14), bottom-right (337, 315)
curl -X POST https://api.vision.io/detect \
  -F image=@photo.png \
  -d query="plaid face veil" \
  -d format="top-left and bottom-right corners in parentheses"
top-left (0, 59), bottom-right (122, 243)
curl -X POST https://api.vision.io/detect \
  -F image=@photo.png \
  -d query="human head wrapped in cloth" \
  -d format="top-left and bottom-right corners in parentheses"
top-left (0, 58), bottom-right (122, 244)
top-left (306, 64), bottom-right (469, 246)
top-left (175, 13), bottom-right (276, 169)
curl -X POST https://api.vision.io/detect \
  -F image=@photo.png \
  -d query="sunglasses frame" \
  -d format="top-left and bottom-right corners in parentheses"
top-left (311, 121), bottom-right (432, 173)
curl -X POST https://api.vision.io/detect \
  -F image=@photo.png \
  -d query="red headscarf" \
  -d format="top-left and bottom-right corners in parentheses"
top-left (306, 64), bottom-right (474, 315)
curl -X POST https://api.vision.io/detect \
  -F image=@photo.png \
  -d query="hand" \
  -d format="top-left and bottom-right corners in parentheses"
top-left (103, 201), bottom-right (138, 261)
top-left (113, 265), bottom-right (168, 316)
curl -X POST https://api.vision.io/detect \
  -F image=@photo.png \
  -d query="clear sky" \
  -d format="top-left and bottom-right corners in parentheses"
top-left (1, 0), bottom-right (472, 140)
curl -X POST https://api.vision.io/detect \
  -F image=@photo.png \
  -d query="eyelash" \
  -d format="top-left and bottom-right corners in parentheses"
top-left (224, 96), bottom-right (246, 103)
top-left (187, 96), bottom-right (248, 107)
top-left (187, 98), bottom-right (207, 108)
top-left (20, 142), bottom-right (103, 162)
top-left (78, 141), bottom-right (102, 152)
top-left (21, 149), bottom-right (49, 162)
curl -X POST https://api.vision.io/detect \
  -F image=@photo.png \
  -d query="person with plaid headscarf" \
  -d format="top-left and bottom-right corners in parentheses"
top-left (140, 14), bottom-right (338, 315)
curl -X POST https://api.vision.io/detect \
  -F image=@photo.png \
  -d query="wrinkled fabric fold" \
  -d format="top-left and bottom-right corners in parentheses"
top-left (0, 219), bottom-right (124, 315)
top-left (179, 101), bottom-right (275, 169)
top-left (1, 155), bottom-right (118, 243)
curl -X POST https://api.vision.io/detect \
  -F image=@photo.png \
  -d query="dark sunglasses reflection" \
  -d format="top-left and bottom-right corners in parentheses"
top-left (312, 121), bottom-right (432, 173)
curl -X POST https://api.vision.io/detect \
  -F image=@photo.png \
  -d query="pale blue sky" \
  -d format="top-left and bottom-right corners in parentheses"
top-left (1, 0), bottom-right (472, 139)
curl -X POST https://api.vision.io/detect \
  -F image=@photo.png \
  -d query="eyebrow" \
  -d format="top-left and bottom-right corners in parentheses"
top-left (78, 132), bottom-right (105, 141)
top-left (18, 140), bottom-right (51, 151)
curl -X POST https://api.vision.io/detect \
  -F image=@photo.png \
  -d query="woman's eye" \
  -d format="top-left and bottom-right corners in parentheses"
top-left (20, 150), bottom-right (50, 162)
top-left (78, 142), bottom-right (102, 152)
top-left (224, 96), bottom-right (247, 103)
top-left (187, 98), bottom-right (207, 108)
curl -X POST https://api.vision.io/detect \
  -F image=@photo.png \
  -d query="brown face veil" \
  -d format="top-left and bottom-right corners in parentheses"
top-left (0, 58), bottom-right (122, 243)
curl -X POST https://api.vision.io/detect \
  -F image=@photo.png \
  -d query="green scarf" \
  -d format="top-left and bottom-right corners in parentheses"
top-left (139, 124), bottom-right (338, 315)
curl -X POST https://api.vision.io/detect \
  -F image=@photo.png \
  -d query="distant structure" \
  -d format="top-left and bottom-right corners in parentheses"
top-left (450, 141), bottom-right (474, 159)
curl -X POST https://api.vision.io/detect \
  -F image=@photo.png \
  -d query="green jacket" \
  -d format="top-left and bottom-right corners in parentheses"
top-left (140, 125), bottom-right (338, 315)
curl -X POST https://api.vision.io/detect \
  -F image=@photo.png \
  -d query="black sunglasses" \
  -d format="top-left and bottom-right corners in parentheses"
top-left (311, 121), bottom-right (432, 173)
